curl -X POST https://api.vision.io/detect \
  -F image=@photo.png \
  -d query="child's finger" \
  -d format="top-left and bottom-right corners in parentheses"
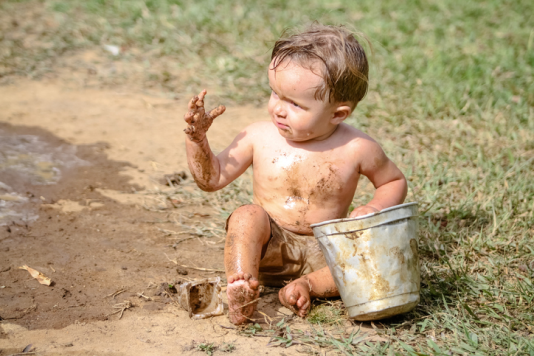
top-left (188, 94), bottom-right (201, 110)
top-left (198, 89), bottom-right (207, 102)
top-left (184, 111), bottom-right (195, 124)
top-left (207, 105), bottom-right (226, 120)
top-left (195, 89), bottom-right (207, 107)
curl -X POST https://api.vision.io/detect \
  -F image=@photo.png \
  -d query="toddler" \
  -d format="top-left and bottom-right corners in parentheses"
top-left (183, 24), bottom-right (407, 325)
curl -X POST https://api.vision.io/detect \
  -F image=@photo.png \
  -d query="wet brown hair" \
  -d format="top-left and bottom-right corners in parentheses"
top-left (271, 23), bottom-right (370, 107)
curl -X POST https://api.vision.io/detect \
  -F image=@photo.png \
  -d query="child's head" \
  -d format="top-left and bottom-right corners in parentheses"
top-left (267, 24), bottom-right (369, 142)
top-left (271, 23), bottom-right (369, 109)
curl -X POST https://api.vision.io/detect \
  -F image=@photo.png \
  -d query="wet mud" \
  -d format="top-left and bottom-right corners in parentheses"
top-left (0, 124), bottom-right (225, 330)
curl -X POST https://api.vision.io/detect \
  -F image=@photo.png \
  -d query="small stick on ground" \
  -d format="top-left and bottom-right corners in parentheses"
top-left (172, 237), bottom-right (196, 247)
top-left (235, 297), bottom-right (261, 310)
top-left (108, 300), bottom-right (133, 320)
top-left (164, 254), bottom-right (224, 272)
top-left (106, 288), bottom-right (127, 299)
top-left (137, 292), bottom-right (152, 301)
top-left (179, 265), bottom-right (224, 272)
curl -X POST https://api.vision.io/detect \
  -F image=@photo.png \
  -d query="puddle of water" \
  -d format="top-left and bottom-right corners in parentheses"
top-left (0, 132), bottom-right (88, 185)
top-left (0, 181), bottom-right (39, 226)
top-left (0, 130), bottom-right (89, 225)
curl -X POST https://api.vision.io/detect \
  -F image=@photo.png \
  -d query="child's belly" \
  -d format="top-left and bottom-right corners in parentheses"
top-left (253, 191), bottom-right (352, 235)
top-left (252, 150), bottom-right (359, 234)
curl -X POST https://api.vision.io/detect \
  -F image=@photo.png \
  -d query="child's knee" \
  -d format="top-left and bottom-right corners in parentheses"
top-left (228, 204), bottom-right (269, 227)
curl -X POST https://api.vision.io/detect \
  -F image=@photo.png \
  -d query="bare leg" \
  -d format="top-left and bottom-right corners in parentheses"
top-left (225, 205), bottom-right (271, 325)
top-left (279, 266), bottom-right (339, 317)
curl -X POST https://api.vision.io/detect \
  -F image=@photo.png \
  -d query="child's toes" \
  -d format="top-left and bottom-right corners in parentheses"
top-left (296, 297), bottom-right (310, 317)
top-left (248, 277), bottom-right (260, 289)
top-left (296, 295), bottom-right (309, 309)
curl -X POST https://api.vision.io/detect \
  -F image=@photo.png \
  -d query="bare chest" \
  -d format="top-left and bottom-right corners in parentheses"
top-left (253, 147), bottom-right (358, 204)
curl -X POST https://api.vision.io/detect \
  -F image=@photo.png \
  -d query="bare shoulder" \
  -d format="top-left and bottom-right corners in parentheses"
top-left (337, 123), bottom-right (381, 152)
top-left (244, 120), bottom-right (274, 134)
top-left (242, 121), bottom-right (279, 143)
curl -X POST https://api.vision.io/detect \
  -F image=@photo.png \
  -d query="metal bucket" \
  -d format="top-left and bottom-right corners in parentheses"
top-left (310, 202), bottom-right (419, 321)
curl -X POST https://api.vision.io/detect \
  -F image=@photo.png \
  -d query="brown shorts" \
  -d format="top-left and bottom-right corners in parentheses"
top-left (226, 211), bottom-right (327, 287)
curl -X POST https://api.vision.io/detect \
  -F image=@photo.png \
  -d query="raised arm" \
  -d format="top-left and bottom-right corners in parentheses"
top-left (349, 139), bottom-right (407, 217)
top-left (184, 90), bottom-right (254, 192)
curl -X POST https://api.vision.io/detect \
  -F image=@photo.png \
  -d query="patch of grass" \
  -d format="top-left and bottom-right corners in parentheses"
top-left (2, 0), bottom-right (533, 354)
top-left (219, 342), bottom-right (236, 353)
top-left (307, 301), bottom-right (345, 325)
top-left (196, 342), bottom-right (216, 355)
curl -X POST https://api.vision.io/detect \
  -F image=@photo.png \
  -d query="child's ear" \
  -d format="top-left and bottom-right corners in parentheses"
top-left (331, 104), bottom-right (353, 124)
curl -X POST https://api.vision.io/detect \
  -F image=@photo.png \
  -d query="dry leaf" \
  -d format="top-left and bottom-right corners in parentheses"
top-left (19, 265), bottom-right (52, 286)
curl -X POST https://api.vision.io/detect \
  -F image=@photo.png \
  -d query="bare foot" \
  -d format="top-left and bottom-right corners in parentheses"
top-left (278, 277), bottom-right (311, 318)
top-left (226, 272), bottom-right (260, 325)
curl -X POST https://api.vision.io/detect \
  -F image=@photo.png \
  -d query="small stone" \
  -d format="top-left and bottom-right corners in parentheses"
top-left (176, 267), bottom-right (188, 275)
top-left (121, 266), bottom-right (128, 270)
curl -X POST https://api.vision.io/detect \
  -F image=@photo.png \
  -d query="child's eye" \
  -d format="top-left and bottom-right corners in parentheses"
top-left (291, 101), bottom-right (300, 108)
top-left (271, 90), bottom-right (278, 97)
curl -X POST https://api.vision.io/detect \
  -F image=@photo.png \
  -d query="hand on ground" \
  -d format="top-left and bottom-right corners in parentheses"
top-left (349, 205), bottom-right (380, 218)
top-left (278, 277), bottom-right (311, 318)
top-left (184, 89), bottom-right (226, 142)
top-left (226, 272), bottom-right (260, 325)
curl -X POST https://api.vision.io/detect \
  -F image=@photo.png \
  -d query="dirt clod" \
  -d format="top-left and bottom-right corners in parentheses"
top-left (176, 267), bottom-right (189, 275)
top-left (161, 171), bottom-right (188, 186)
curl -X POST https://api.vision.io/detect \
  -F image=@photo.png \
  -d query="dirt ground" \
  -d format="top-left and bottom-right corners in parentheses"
top-left (0, 49), bottom-right (381, 355)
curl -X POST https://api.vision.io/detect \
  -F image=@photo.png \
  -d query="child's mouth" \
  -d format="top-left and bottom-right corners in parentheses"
top-left (275, 121), bottom-right (290, 130)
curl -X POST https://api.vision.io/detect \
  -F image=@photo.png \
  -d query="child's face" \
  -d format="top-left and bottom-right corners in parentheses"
top-left (267, 59), bottom-right (349, 142)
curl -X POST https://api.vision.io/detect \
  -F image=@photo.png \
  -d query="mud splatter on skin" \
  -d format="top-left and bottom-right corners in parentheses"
top-left (315, 287), bottom-right (337, 298)
top-left (225, 233), bottom-right (237, 249)
top-left (279, 157), bottom-right (343, 228)
top-left (191, 149), bottom-right (214, 191)
top-left (227, 279), bottom-right (260, 325)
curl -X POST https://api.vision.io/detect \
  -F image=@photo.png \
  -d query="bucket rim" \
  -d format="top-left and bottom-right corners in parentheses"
top-left (310, 202), bottom-right (418, 229)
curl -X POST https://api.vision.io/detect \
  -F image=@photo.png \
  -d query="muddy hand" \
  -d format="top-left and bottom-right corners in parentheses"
top-left (184, 89), bottom-right (226, 142)
top-left (349, 205), bottom-right (380, 218)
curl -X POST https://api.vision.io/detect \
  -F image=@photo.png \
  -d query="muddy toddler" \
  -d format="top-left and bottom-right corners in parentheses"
top-left (183, 24), bottom-right (408, 325)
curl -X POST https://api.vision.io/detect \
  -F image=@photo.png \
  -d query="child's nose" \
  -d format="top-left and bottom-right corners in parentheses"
top-left (274, 102), bottom-right (287, 117)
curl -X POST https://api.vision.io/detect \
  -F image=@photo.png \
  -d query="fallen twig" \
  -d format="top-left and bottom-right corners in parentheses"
top-left (157, 227), bottom-right (189, 236)
top-left (137, 292), bottom-right (152, 301)
top-left (172, 237), bottom-right (196, 247)
top-left (218, 324), bottom-right (237, 330)
top-left (179, 265), bottom-right (224, 272)
top-left (164, 253), bottom-right (224, 272)
top-left (235, 297), bottom-right (261, 310)
top-left (108, 300), bottom-right (133, 320)
top-left (106, 288), bottom-right (127, 299)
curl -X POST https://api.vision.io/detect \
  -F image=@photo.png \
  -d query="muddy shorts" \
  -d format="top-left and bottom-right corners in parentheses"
top-left (226, 211), bottom-right (327, 287)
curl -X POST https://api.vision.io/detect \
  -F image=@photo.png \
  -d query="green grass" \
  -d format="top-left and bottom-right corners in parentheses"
top-left (307, 301), bottom-right (345, 325)
top-left (1, 0), bottom-right (534, 354)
